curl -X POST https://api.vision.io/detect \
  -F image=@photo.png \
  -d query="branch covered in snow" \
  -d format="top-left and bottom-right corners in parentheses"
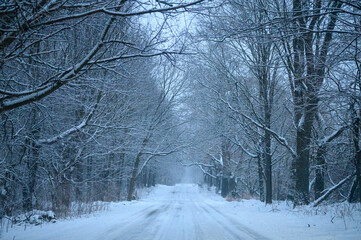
top-left (40, 0), bottom-right (205, 26)
top-left (312, 173), bottom-right (355, 207)
top-left (239, 112), bottom-right (297, 158)
top-left (232, 136), bottom-right (258, 158)
top-left (207, 153), bottom-right (223, 166)
top-left (181, 162), bottom-right (214, 168)
top-left (181, 161), bottom-right (217, 179)
top-left (210, 89), bottom-right (297, 158)
top-left (198, 165), bottom-right (217, 179)
top-left (37, 92), bottom-right (102, 145)
top-left (0, 0), bottom-right (205, 112)
top-left (136, 143), bottom-right (192, 178)
top-left (0, 18), bottom-right (111, 112)
top-left (88, 51), bottom-right (192, 64)
top-left (318, 126), bottom-right (347, 146)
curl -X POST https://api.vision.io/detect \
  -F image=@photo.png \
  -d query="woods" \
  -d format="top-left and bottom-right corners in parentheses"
top-left (1, 0), bottom-right (361, 222)
top-left (186, 0), bottom-right (361, 207)
top-left (0, 0), bottom-right (200, 218)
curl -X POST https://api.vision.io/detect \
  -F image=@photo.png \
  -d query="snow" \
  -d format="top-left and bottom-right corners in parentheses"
top-left (1, 184), bottom-right (360, 240)
top-left (212, 199), bottom-right (360, 240)
top-left (11, 210), bottom-right (56, 226)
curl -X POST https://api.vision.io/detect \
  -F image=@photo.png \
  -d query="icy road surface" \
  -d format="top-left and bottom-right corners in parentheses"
top-left (1, 184), bottom-right (360, 240)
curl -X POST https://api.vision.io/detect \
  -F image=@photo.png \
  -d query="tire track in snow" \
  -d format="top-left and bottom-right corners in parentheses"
top-left (96, 203), bottom-right (169, 240)
top-left (193, 200), bottom-right (249, 240)
top-left (117, 203), bottom-right (174, 240)
top-left (190, 199), bottom-right (233, 240)
top-left (201, 201), bottom-right (271, 240)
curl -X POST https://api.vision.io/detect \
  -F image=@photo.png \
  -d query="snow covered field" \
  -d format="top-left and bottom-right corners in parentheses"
top-left (1, 184), bottom-right (360, 240)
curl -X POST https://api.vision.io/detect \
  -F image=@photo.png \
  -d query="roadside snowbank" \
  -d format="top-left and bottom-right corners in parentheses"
top-left (199, 185), bottom-right (361, 240)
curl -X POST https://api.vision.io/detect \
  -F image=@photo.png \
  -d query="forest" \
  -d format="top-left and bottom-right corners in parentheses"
top-left (0, 0), bottom-right (361, 222)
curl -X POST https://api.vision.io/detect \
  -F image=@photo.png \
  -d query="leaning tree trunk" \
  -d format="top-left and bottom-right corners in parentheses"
top-left (127, 152), bottom-right (142, 201)
top-left (127, 136), bottom-right (149, 201)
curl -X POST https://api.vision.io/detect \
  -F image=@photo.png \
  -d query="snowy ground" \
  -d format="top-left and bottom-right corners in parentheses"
top-left (1, 184), bottom-right (360, 240)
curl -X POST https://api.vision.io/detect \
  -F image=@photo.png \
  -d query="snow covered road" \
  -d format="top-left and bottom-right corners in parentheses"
top-left (1, 184), bottom-right (360, 240)
top-left (103, 184), bottom-right (269, 240)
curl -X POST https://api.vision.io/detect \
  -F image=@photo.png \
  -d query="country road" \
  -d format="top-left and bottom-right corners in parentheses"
top-left (99, 184), bottom-right (269, 240)
top-left (1, 184), bottom-right (359, 240)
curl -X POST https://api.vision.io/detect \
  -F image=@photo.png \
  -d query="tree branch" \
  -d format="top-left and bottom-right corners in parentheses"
top-left (36, 92), bottom-right (102, 145)
top-left (312, 173), bottom-right (355, 207)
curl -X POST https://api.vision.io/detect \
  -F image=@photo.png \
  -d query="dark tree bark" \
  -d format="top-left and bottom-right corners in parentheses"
top-left (127, 136), bottom-right (149, 201)
top-left (216, 170), bottom-right (221, 193)
top-left (295, 113), bottom-right (315, 205)
top-left (348, 103), bottom-right (361, 202)
top-left (221, 177), bottom-right (229, 198)
top-left (117, 151), bottom-right (125, 200)
top-left (127, 152), bottom-right (142, 201)
top-left (314, 145), bottom-right (326, 199)
top-left (228, 176), bottom-right (236, 196)
top-left (290, 0), bottom-right (342, 205)
top-left (220, 140), bottom-right (231, 198)
top-left (264, 124), bottom-right (272, 204)
top-left (257, 156), bottom-right (265, 202)
top-left (23, 109), bottom-right (41, 211)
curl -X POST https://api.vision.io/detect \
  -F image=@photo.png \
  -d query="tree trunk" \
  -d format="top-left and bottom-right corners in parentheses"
top-left (23, 115), bottom-right (40, 211)
top-left (313, 173), bottom-right (355, 207)
top-left (221, 177), bottom-right (229, 198)
top-left (257, 156), bottom-right (265, 202)
top-left (221, 140), bottom-right (231, 198)
top-left (295, 123), bottom-right (312, 205)
top-left (228, 175), bottom-right (236, 197)
top-left (356, 127), bottom-right (361, 203)
top-left (291, 0), bottom-right (341, 206)
top-left (216, 171), bottom-right (221, 193)
top-left (117, 152), bottom-right (125, 200)
top-left (348, 104), bottom-right (361, 202)
top-left (127, 135), bottom-right (150, 201)
top-left (127, 152), bottom-right (142, 201)
top-left (264, 130), bottom-right (272, 204)
top-left (348, 176), bottom-right (359, 202)
top-left (151, 172), bottom-right (156, 187)
top-left (355, 143), bottom-right (361, 203)
top-left (314, 145), bottom-right (326, 199)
